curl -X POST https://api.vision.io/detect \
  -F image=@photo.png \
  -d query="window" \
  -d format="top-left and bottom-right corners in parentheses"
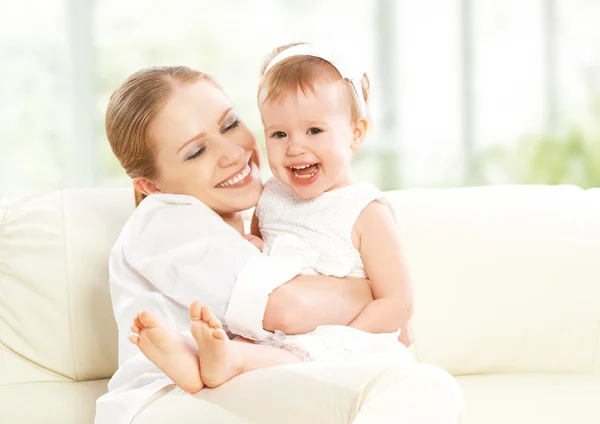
top-left (1, 0), bottom-right (598, 197)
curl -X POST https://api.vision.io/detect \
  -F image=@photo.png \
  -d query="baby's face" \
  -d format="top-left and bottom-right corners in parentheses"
top-left (259, 79), bottom-right (361, 199)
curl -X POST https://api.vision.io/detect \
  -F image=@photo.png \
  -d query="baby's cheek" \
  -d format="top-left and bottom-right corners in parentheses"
top-left (330, 150), bottom-right (350, 171)
top-left (267, 157), bottom-right (284, 177)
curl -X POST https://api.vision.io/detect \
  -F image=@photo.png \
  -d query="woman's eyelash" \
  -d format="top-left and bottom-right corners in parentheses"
top-left (186, 145), bottom-right (206, 161)
top-left (223, 119), bottom-right (240, 132)
top-left (184, 118), bottom-right (238, 161)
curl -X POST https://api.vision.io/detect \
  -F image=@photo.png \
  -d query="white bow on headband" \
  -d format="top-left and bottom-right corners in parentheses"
top-left (264, 43), bottom-right (367, 117)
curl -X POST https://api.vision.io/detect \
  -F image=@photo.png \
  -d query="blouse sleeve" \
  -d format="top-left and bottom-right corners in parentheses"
top-left (121, 194), bottom-right (305, 341)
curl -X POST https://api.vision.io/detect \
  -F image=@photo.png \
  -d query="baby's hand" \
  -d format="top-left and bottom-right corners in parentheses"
top-left (398, 321), bottom-right (415, 348)
top-left (243, 234), bottom-right (264, 252)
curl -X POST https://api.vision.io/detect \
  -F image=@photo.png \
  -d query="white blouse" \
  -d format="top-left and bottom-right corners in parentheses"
top-left (95, 193), bottom-right (305, 424)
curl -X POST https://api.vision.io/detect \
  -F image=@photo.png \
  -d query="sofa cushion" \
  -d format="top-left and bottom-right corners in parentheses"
top-left (387, 186), bottom-right (600, 375)
top-left (456, 373), bottom-right (600, 424)
top-left (0, 379), bottom-right (109, 424)
top-left (0, 188), bottom-right (132, 384)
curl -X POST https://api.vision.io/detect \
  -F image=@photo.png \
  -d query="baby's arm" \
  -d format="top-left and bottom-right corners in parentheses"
top-left (250, 210), bottom-right (261, 238)
top-left (348, 201), bottom-right (414, 334)
top-left (242, 211), bottom-right (264, 250)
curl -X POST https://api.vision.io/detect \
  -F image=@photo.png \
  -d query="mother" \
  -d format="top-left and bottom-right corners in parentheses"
top-left (95, 66), bottom-right (463, 424)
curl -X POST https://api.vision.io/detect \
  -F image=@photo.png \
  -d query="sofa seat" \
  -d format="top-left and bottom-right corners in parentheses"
top-left (0, 379), bottom-right (110, 424)
top-left (456, 373), bottom-right (600, 423)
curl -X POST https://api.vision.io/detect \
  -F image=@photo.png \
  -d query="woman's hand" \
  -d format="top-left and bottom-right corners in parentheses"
top-left (398, 321), bottom-right (415, 347)
top-left (243, 234), bottom-right (264, 251)
top-left (263, 275), bottom-right (373, 335)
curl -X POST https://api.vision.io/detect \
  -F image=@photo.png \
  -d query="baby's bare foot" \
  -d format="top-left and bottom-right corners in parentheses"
top-left (130, 310), bottom-right (204, 393)
top-left (190, 301), bottom-right (242, 388)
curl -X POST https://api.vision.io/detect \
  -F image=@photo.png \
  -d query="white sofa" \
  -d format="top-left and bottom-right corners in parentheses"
top-left (1, 185), bottom-right (599, 423)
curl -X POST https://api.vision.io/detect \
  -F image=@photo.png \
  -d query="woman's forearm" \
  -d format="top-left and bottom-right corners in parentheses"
top-left (263, 275), bottom-right (373, 335)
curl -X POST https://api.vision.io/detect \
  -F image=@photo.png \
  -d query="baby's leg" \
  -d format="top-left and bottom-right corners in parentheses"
top-left (189, 301), bottom-right (303, 388)
top-left (129, 311), bottom-right (204, 394)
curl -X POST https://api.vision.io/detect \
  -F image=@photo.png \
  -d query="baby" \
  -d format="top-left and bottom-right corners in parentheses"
top-left (248, 42), bottom-right (415, 353)
top-left (129, 42), bottom-right (415, 391)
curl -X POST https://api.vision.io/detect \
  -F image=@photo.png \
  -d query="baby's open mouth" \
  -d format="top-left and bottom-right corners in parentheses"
top-left (289, 163), bottom-right (320, 179)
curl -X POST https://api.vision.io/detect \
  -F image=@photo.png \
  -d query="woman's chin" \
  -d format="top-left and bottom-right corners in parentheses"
top-left (241, 181), bottom-right (264, 210)
top-left (217, 180), bottom-right (263, 213)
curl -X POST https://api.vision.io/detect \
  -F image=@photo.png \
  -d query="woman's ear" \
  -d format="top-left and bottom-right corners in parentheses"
top-left (350, 117), bottom-right (368, 152)
top-left (133, 177), bottom-right (162, 196)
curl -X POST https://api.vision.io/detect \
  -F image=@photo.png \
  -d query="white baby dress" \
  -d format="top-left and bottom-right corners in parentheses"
top-left (255, 177), bottom-right (414, 366)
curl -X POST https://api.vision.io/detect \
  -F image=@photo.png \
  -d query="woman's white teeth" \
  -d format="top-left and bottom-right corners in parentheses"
top-left (217, 164), bottom-right (251, 187)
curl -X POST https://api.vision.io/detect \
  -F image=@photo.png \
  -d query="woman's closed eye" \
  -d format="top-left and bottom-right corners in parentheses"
top-left (222, 118), bottom-right (240, 133)
top-left (186, 145), bottom-right (207, 161)
top-left (307, 127), bottom-right (322, 135)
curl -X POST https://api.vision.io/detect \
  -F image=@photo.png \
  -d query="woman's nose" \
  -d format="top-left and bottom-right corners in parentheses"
top-left (218, 140), bottom-right (244, 168)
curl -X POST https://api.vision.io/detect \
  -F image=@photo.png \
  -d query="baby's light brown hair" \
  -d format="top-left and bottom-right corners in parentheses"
top-left (258, 42), bottom-right (371, 125)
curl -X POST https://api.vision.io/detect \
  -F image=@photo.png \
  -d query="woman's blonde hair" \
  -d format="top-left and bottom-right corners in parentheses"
top-left (105, 66), bottom-right (218, 206)
top-left (258, 42), bottom-right (371, 124)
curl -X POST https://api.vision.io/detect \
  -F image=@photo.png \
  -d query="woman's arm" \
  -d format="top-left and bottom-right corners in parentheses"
top-left (252, 207), bottom-right (372, 334)
top-left (263, 275), bottom-right (373, 335)
top-left (123, 196), bottom-right (297, 324)
top-left (347, 201), bottom-right (414, 333)
top-left (123, 195), bottom-right (371, 340)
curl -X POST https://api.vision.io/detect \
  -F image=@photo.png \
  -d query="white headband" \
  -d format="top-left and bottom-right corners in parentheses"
top-left (264, 43), bottom-right (367, 117)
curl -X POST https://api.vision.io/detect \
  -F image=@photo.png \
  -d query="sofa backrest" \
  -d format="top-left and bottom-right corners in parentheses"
top-left (0, 188), bottom-right (133, 384)
top-left (387, 185), bottom-right (600, 375)
top-left (1, 185), bottom-right (599, 384)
